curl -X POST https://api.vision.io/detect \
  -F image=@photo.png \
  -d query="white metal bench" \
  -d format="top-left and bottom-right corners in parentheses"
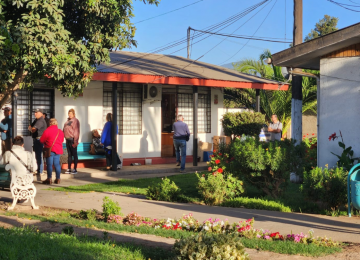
top-left (5, 164), bottom-right (39, 210)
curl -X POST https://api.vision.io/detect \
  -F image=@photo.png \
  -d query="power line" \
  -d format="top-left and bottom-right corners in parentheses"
top-left (326, 0), bottom-right (360, 11)
top-left (190, 29), bottom-right (293, 43)
top-left (218, 0), bottom-right (278, 65)
top-left (134, 0), bottom-right (205, 24)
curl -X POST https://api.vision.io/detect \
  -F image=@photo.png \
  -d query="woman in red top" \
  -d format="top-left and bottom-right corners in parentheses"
top-left (40, 118), bottom-right (64, 184)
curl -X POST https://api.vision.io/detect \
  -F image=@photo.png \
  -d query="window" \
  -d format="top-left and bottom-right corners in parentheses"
top-left (177, 86), bottom-right (211, 133)
top-left (103, 82), bottom-right (142, 135)
top-left (16, 88), bottom-right (55, 136)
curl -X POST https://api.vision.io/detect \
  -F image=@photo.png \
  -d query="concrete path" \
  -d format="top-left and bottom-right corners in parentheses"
top-left (1, 175), bottom-right (360, 243)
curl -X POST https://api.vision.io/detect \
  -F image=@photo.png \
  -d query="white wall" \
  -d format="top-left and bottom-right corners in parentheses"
top-left (319, 57), bottom-right (360, 168)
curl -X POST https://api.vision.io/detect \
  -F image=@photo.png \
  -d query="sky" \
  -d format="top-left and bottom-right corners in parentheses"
top-left (123, 0), bottom-right (360, 67)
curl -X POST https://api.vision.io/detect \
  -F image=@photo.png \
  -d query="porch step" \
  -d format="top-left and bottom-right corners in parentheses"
top-left (33, 163), bottom-right (208, 181)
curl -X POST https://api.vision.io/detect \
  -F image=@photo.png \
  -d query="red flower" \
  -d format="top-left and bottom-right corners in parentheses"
top-left (208, 167), bottom-right (212, 172)
top-left (329, 132), bottom-right (337, 141)
top-left (303, 135), bottom-right (306, 137)
top-left (306, 134), bottom-right (309, 135)
top-left (215, 159), bottom-right (220, 164)
top-left (312, 133), bottom-right (315, 136)
top-left (218, 153), bottom-right (222, 156)
top-left (217, 168), bottom-right (223, 173)
top-left (213, 150), bottom-right (216, 153)
top-left (202, 174), bottom-right (205, 177)
top-left (212, 172), bottom-right (217, 176)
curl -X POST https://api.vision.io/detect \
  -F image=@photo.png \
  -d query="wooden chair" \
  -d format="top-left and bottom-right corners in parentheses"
top-left (5, 164), bottom-right (39, 210)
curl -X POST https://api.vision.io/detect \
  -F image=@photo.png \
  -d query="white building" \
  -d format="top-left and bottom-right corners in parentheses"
top-left (272, 22), bottom-right (360, 168)
top-left (6, 51), bottom-right (287, 167)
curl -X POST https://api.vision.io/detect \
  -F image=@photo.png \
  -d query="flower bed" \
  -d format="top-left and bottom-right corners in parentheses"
top-left (106, 212), bottom-right (339, 248)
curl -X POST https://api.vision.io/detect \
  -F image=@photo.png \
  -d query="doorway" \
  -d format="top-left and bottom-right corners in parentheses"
top-left (161, 93), bottom-right (176, 157)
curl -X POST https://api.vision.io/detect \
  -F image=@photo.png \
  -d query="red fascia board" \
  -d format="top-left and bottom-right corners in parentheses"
top-left (92, 72), bottom-right (288, 91)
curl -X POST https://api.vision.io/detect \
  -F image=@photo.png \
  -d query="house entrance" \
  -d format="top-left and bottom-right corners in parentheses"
top-left (161, 92), bottom-right (176, 157)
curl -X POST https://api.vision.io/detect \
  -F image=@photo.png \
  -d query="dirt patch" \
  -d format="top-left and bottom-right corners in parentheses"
top-left (0, 203), bottom-right (360, 259)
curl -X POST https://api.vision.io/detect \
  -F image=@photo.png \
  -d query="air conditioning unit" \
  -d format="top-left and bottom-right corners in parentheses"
top-left (143, 84), bottom-right (162, 101)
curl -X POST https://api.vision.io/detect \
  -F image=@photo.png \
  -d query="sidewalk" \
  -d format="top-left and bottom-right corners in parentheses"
top-left (1, 173), bottom-right (360, 243)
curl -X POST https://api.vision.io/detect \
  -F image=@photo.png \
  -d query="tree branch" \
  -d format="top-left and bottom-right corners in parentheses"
top-left (0, 70), bottom-right (28, 108)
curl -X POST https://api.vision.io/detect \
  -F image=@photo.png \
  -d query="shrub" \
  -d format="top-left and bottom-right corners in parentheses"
top-left (196, 172), bottom-right (244, 205)
top-left (107, 214), bottom-right (123, 224)
top-left (146, 178), bottom-right (180, 202)
top-left (123, 212), bottom-right (144, 226)
top-left (62, 226), bottom-right (74, 235)
top-left (230, 138), bottom-right (303, 199)
top-left (78, 209), bottom-right (97, 221)
top-left (300, 167), bottom-right (348, 210)
top-left (221, 197), bottom-right (292, 212)
top-left (302, 137), bottom-right (317, 171)
top-left (102, 196), bottom-right (122, 219)
top-left (221, 111), bottom-right (266, 138)
top-left (174, 233), bottom-right (249, 260)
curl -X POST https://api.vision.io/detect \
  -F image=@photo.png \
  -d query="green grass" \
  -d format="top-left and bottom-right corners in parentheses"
top-left (2, 211), bottom-right (342, 257)
top-left (49, 173), bottom-right (324, 214)
top-left (0, 226), bottom-right (174, 260)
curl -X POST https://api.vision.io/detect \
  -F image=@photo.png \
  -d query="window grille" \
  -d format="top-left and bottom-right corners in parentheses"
top-left (103, 83), bottom-right (142, 135)
top-left (177, 87), bottom-right (211, 133)
top-left (16, 88), bottom-right (54, 136)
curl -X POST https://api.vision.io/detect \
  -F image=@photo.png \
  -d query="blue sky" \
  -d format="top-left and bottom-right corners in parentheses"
top-left (124, 0), bottom-right (359, 66)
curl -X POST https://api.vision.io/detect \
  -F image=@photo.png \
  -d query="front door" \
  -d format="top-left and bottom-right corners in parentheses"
top-left (161, 93), bottom-right (176, 157)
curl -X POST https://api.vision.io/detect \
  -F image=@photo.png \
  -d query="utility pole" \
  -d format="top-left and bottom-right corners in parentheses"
top-left (291, 0), bottom-right (303, 144)
top-left (187, 27), bottom-right (191, 59)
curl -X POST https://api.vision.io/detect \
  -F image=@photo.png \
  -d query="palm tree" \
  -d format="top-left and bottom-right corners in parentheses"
top-left (226, 49), bottom-right (318, 136)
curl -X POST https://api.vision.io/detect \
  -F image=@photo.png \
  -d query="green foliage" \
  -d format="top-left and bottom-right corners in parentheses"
top-left (304, 15), bottom-right (339, 42)
top-left (102, 196), bottom-right (122, 219)
top-left (329, 131), bottom-right (356, 171)
top-left (62, 226), bottom-right (74, 235)
top-left (146, 177), bottom-right (180, 202)
top-left (302, 137), bottom-right (318, 172)
top-left (174, 233), bottom-right (249, 260)
top-left (301, 167), bottom-right (348, 210)
top-left (196, 172), bottom-right (244, 205)
top-left (221, 197), bottom-right (292, 212)
top-left (77, 209), bottom-right (97, 221)
top-left (0, 0), bottom-right (159, 107)
top-left (221, 111), bottom-right (266, 138)
top-left (230, 138), bottom-right (304, 199)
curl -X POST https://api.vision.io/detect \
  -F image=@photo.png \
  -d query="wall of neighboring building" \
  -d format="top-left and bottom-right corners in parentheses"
top-left (54, 82), bottom-right (224, 159)
top-left (319, 57), bottom-right (360, 168)
top-left (286, 115), bottom-right (317, 139)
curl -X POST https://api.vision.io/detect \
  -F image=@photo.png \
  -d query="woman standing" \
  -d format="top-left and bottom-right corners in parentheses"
top-left (101, 113), bottom-right (121, 170)
top-left (40, 118), bottom-right (64, 184)
top-left (63, 108), bottom-right (80, 174)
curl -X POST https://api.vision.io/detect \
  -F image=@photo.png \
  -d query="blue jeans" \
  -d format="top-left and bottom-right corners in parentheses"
top-left (46, 152), bottom-right (61, 179)
top-left (173, 139), bottom-right (186, 170)
top-left (33, 139), bottom-right (43, 174)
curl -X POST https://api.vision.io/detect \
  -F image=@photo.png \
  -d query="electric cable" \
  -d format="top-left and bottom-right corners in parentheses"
top-left (326, 0), bottom-right (360, 11)
top-left (218, 0), bottom-right (278, 65)
top-left (134, 0), bottom-right (205, 24)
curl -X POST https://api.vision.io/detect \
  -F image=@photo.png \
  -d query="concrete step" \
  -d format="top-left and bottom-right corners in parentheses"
top-left (33, 163), bottom-right (208, 181)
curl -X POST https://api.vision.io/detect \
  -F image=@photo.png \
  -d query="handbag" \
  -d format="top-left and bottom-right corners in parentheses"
top-left (43, 130), bottom-right (59, 158)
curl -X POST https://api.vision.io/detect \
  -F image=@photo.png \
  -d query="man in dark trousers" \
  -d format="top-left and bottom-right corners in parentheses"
top-left (0, 106), bottom-right (12, 156)
top-left (173, 114), bottom-right (190, 173)
top-left (28, 108), bottom-right (47, 175)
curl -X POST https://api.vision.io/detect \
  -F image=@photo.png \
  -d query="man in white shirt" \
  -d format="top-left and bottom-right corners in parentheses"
top-left (268, 114), bottom-right (282, 141)
top-left (3, 136), bottom-right (37, 174)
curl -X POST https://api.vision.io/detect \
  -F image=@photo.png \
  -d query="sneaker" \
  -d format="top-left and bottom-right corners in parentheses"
top-left (176, 162), bottom-right (180, 166)
top-left (180, 169), bottom-right (185, 173)
top-left (71, 169), bottom-right (78, 174)
top-left (117, 164), bottom-right (122, 170)
top-left (65, 169), bottom-right (71, 174)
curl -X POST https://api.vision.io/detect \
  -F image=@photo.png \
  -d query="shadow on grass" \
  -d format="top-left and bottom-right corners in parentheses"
top-left (0, 215), bottom-right (174, 260)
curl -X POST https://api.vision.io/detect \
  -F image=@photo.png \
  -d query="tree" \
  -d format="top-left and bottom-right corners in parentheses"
top-left (227, 50), bottom-right (317, 136)
top-left (0, 0), bottom-right (159, 108)
top-left (304, 15), bottom-right (339, 42)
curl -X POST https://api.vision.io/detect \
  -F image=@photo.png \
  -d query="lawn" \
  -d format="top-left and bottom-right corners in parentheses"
top-left (2, 211), bottom-right (343, 257)
top-left (0, 226), bottom-right (174, 260)
top-left (49, 173), bottom-right (323, 214)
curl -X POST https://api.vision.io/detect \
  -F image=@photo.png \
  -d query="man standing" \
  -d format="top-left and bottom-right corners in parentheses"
top-left (0, 106), bottom-right (12, 156)
top-left (28, 108), bottom-right (47, 175)
top-left (173, 114), bottom-right (190, 173)
top-left (268, 114), bottom-right (282, 141)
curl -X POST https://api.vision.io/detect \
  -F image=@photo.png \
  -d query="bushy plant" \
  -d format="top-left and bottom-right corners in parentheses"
top-left (301, 167), bottom-right (348, 210)
top-left (173, 233), bottom-right (249, 260)
top-left (122, 212), bottom-right (144, 226)
top-left (196, 172), bottom-right (244, 205)
top-left (107, 215), bottom-right (123, 224)
top-left (78, 209), bottom-right (97, 221)
top-left (102, 196), bottom-right (122, 219)
top-left (302, 136), bottom-right (317, 171)
top-left (230, 138), bottom-right (303, 199)
top-left (221, 197), bottom-right (292, 212)
top-left (146, 178), bottom-right (180, 202)
top-left (221, 111), bottom-right (266, 138)
top-left (329, 131), bottom-right (357, 171)
top-left (62, 226), bottom-right (74, 236)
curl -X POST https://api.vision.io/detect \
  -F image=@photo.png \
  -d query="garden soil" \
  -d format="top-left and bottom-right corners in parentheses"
top-left (0, 205), bottom-right (359, 260)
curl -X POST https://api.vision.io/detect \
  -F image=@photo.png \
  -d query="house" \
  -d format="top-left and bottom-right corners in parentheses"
top-left (3, 51), bottom-right (288, 167)
top-left (271, 22), bottom-right (360, 168)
